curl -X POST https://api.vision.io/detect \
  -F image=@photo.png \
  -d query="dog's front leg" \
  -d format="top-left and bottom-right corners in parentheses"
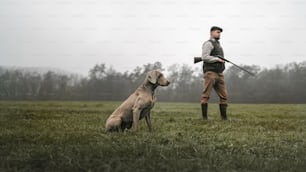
top-left (132, 107), bottom-right (141, 132)
top-left (145, 112), bottom-right (152, 132)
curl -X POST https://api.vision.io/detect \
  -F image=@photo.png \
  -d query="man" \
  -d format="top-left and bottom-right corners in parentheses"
top-left (200, 26), bottom-right (229, 120)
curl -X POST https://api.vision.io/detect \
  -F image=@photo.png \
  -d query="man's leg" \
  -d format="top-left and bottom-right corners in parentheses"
top-left (201, 72), bottom-right (216, 120)
top-left (214, 73), bottom-right (228, 120)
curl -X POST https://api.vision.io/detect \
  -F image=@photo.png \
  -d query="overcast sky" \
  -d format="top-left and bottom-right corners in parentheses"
top-left (1, 0), bottom-right (306, 75)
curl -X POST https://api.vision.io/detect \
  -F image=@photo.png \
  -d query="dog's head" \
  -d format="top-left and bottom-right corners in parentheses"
top-left (147, 70), bottom-right (170, 86)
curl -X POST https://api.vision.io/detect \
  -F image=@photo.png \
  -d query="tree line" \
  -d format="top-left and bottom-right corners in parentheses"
top-left (1, 61), bottom-right (306, 103)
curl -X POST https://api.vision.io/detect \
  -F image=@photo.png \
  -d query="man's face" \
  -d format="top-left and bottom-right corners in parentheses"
top-left (210, 30), bottom-right (221, 40)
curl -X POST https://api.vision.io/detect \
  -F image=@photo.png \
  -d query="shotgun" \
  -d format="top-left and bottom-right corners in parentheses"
top-left (194, 56), bottom-right (255, 76)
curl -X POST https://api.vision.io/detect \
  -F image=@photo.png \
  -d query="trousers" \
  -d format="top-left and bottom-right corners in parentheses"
top-left (201, 71), bottom-right (228, 104)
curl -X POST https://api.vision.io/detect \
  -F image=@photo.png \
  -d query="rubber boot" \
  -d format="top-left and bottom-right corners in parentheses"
top-left (201, 103), bottom-right (208, 120)
top-left (219, 104), bottom-right (228, 120)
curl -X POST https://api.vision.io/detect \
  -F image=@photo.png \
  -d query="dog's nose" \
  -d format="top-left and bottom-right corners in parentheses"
top-left (166, 81), bottom-right (170, 85)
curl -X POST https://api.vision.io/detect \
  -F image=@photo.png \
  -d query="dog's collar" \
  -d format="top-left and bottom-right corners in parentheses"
top-left (143, 83), bottom-right (156, 96)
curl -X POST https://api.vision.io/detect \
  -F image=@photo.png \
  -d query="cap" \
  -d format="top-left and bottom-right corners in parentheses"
top-left (210, 26), bottom-right (223, 32)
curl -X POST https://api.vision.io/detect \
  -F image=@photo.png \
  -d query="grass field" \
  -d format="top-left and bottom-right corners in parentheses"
top-left (0, 101), bottom-right (306, 172)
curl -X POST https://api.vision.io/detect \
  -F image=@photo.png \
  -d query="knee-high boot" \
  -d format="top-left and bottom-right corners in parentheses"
top-left (219, 104), bottom-right (228, 120)
top-left (201, 103), bottom-right (208, 120)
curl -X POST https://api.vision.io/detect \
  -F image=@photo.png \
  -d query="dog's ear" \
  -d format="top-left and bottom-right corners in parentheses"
top-left (147, 70), bottom-right (158, 84)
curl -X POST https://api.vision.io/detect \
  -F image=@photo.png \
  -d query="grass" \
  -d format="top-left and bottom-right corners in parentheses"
top-left (0, 101), bottom-right (306, 172)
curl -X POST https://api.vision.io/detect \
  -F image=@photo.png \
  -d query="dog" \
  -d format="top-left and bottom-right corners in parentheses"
top-left (105, 70), bottom-right (170, 132)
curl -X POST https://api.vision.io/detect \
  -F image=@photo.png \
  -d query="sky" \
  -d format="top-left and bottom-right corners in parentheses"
top-left (1, 0), bottom-right (306, 76)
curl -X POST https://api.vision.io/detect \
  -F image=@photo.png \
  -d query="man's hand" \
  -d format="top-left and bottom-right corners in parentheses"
top-left (216, 58), bottom-right (225, 63)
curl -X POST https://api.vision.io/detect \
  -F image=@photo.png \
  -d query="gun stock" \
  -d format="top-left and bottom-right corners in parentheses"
top-left (194, 57), bottom-right (203, 64)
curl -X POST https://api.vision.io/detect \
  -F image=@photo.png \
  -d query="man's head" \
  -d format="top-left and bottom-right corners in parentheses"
top-left (210, 26), bottom-right (223, 40)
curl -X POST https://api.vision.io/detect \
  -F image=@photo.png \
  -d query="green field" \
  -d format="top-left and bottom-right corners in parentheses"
top-left (0, 101), bottom-right (306, 172)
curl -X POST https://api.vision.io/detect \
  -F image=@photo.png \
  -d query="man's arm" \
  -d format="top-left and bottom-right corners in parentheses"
top-left (202, 41), bottom-right (224, 63)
